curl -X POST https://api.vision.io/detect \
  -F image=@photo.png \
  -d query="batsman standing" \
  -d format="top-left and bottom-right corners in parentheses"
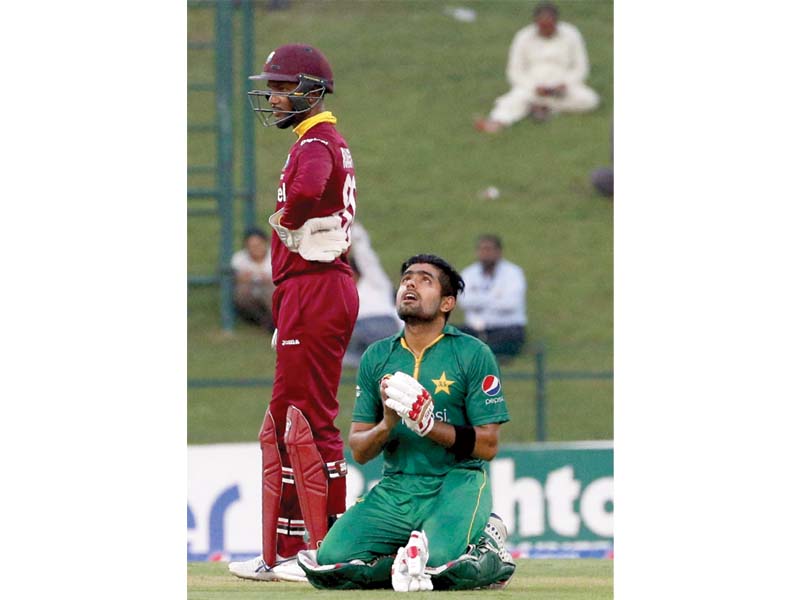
top-left (297, 255), bottom-right (516, 591)
top-left (229, 44), bottom-right (359, 582)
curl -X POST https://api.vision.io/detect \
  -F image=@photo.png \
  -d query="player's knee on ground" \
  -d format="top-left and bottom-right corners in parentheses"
top-left (299, 550), bottom-right (393, 590)
top-left (316, 525), bottom-right (365, 565)
top-left (430, 549), bottom-right (515, 591)
top-left (316, 540), bottom-right (348, 565)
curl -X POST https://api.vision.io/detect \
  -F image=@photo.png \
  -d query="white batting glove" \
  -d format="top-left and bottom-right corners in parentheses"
top-left (268, 210), bottom-right (350, 262)
top-left (391, 530), bottom-right (433, 592)
top-left (385, 372), bottom-right (435, 437)
top-left (298, 217), bottom-right (349, 262)
top-left (268, 209), bottom-right (303, 251)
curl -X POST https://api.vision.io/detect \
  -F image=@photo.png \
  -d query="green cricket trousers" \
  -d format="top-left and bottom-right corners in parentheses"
top-left (317, 467), bottom-right (491, 568)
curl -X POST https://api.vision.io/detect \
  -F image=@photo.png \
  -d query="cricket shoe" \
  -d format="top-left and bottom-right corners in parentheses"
top-left (228, 554), bottom-right (306, 582)
top-left (271, 556), bottom-right (308, 582)
top-left (479, 513), bottom-right (515, 589)
top-left (391, 531), bottom-right (433, 592)
top-left (483, 513), bottom-right (514, 565)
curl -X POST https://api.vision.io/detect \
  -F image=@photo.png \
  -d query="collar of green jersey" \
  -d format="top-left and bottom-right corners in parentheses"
top-left (393, 323), bottom-right (464, 343)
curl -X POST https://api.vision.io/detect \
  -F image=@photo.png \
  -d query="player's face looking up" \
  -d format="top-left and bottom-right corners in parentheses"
top-left (396, 264), bottom-right (456, 324)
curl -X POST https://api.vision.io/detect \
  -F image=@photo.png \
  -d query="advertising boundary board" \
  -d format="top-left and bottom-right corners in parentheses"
top-left (188, 441), bottom-right (613, 561)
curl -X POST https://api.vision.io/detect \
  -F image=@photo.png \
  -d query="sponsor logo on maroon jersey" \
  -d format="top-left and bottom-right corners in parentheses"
top-left (300, 137), bottom-right (329, 146)
top-left (340, 147), bottom-right (353, 168)
top-left (277, 182), bottom-right (286, 204)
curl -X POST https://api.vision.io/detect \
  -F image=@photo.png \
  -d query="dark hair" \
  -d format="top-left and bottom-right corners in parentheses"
top-left (533, 1), bottom-right (559, 19)
top-left (401, 254), bottom-right (465, 298)
top-left (477, 234), bottom-right (502, 250)
top-left (243, 226), bottom-right (269, 242)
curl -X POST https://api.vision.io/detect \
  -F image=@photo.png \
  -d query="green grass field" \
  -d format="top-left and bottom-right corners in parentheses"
top-left (188, 559), bottom-right (613, 599)
top-left (188, 0), bottom-right (613, 445)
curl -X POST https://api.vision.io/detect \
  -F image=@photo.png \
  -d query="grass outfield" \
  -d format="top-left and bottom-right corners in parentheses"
top-left (187, 559), bottom-right (613, 599)
top-left (188, 0), bottom-right (613, 444)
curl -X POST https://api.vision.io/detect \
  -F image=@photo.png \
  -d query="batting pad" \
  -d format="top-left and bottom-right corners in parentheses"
top-left (297, 550), bottom-right (394, 590)
top-left (285, 405), bottom-right (329, 550)
top-left (259, 410), bottom-right (283, 566)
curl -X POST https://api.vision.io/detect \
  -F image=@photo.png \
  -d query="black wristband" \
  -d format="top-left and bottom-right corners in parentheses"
top-left (449, 425), bottom-right (476, 461)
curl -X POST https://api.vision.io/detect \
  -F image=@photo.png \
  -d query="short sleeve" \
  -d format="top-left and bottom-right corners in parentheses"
top-left (351, 345), bottom-right (384, 423)
top-left (464, 342), bottom-right (511, 426)
top-left (231, 250), bottom-right (247, 271)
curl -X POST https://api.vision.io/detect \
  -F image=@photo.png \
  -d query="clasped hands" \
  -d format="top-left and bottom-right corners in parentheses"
top-left (382, 372), bottom-right (435, 437)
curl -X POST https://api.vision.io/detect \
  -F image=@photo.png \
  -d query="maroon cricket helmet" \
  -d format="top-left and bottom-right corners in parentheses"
top-left (249, 44), bottom-right (334, 94)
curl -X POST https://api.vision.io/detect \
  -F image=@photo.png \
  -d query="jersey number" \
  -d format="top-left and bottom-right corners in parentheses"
top-left (340, 173), bottom-right (357, 232)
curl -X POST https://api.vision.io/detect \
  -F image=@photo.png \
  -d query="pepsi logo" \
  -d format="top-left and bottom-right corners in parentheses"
top-left (481, 375), bottom-right (501, 396)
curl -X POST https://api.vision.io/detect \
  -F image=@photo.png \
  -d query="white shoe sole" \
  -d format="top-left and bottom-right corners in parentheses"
top-left (227, 556), bottom-right (308, 583)
top-left (272, 558), bottom-right (308, 583)
top-left (272, 572), bottom-right (308, 583)
top-left (228, 562), bottom-right (280, 582)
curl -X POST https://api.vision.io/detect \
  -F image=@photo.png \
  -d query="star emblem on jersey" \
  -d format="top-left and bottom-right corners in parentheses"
top-left (432, 372), bottom-right (454, 395)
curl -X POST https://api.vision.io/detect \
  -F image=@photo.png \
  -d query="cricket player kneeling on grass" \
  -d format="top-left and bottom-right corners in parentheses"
top-left (297, 254), bottom-right (517, 591)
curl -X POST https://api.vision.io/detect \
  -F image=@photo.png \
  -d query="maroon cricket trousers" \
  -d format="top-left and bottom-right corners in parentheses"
top-left (266, 269), bottom-right (359, 558)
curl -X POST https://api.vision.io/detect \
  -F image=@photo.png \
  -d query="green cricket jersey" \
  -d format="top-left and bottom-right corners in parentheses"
top-left (352, 324), bottom-right (510, 477)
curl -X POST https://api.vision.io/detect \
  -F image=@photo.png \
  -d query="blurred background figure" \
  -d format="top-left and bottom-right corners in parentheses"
top-left (591, 166), bottom-right (613, 197)
top-left (591, 125), bottom-right (614, 198)
top-left (343, 222), bottom-right (402, 368)
top-left (458, 235), bottom-right (527, 360)
top-left (475, 1), bottom-right (599, 133)
top-left (231, 227), bottom-right (275, 332)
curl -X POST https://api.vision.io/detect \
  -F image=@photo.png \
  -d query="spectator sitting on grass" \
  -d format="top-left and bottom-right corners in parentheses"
top-left (231, 227), bottom-right (275, 332)
top-left (458, 235), bottom-right (527, 360)
top-left (475, 1), bottom-right (599, 133)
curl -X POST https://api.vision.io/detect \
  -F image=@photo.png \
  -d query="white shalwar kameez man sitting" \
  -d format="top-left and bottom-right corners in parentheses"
top-left (475, 1), bottom-right (599, 133)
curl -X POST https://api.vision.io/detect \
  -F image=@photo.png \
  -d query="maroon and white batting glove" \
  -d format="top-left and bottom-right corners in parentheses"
top-left (385, 372), bottom-right (435, 437)
top-left (268, 209), bottom-right (350, 262)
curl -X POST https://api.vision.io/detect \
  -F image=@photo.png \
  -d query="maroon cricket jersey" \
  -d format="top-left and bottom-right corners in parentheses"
top-left (271, 115), bottom-right (357, 285)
